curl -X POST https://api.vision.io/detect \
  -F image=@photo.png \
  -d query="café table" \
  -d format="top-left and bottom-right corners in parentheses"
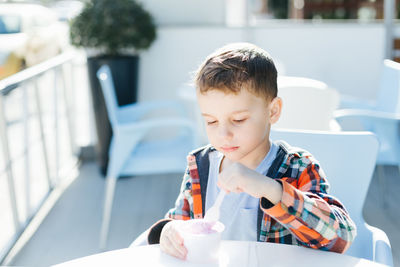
top-left (53, 240), bottom-right (388, 267)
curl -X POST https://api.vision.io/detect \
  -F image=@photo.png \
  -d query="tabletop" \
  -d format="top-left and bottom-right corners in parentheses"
top-left (53, 240), bottom-right (388, 267)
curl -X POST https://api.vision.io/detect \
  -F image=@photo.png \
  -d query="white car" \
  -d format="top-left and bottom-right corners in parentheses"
top-left (0, 3), bottom-right (68, 79)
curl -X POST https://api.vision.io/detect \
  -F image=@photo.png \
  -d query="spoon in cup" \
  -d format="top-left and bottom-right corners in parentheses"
top-left (203, 190), bottom-right (226, 222)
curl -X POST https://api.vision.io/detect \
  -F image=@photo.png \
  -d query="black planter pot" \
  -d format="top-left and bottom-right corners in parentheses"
top-left (87, 55), bottom-right (139, 175)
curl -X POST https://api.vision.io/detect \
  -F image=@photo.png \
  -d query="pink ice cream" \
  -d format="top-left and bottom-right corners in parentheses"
top-left (181, 220), bottom-right (217, 235)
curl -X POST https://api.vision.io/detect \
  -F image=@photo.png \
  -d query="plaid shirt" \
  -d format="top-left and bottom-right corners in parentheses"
top-left (166, 142), bottom-right (357, 253)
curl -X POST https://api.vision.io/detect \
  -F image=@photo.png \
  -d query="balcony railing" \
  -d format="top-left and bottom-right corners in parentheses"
top-left (0, 51), bottom-right (81, 263)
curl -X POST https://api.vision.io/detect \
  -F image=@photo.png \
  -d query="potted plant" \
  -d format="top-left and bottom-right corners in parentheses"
top-left (70, 0), bottom-right (156, 175)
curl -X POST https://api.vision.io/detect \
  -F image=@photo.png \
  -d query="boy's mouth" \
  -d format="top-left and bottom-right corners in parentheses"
top-left (220, 146), bottom-right (239, 152)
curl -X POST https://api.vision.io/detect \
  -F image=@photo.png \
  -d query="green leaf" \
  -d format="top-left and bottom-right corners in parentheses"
top-left (70, 0), bottom-right (157, 55)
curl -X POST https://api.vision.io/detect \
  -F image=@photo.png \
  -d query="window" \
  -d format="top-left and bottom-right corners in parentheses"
top-left (252, 0), bottom-right (391, 21)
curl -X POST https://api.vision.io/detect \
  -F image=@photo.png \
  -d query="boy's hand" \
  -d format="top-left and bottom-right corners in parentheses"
top-left (218, 162), bottom-right (283, 203)
top-left (160, 220), bottom-right (187, 260)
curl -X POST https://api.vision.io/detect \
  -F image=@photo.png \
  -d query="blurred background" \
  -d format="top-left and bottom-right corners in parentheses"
top-left (0, 0), bottom-right (400, 266)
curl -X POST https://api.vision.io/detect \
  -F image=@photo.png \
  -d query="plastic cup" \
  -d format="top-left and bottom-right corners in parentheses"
top-left (178, 219), bottom-right (225, 263)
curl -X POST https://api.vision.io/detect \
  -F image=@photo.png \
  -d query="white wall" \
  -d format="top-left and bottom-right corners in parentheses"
top-left (252, 23), bottom-right (385, 100)
top-left (138, 22), bottom-right (385, 103)
top-left (138, 27), bottom-right (250, 101)
top-left (139, 0), bottom-right (226, 26)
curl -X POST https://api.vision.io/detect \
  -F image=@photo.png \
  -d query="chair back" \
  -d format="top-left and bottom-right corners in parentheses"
top-left (96, 65), bottom-right (120, 127)
top-left (376, 59), bottom-right (400, 113)
top-left (270, 129), bottom-right (379, 260)
top-left (273, 86), bottom-right (339, 131)
top-left (335, 110), bottom-right (400, 166)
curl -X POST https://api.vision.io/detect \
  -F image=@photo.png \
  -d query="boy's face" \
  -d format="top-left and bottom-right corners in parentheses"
top-left (197, 88), bottom-right (282, 168)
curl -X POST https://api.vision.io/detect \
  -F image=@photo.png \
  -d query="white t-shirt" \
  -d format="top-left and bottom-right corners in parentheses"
top-left (205, 141), bottom-right (279, 241)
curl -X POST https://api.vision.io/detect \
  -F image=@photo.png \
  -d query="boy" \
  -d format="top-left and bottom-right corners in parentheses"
top-left (146, 43), bottom-right (356, 260)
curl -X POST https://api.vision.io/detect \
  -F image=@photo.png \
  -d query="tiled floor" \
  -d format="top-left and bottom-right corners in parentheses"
top-left (9, 162), bottom-right (183, 266)
top-left (8, 161), bottom-right (400, 266)
top-left (363, 165), bottom-right (400, 267)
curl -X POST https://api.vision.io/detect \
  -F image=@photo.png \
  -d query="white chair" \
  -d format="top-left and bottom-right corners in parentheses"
top-left (270, 129), bottom-right (393, 266)
top-left (334, 110), bottom-right (400, 209)
top-left (96, 65), bottom-right (199, 250)
top-left (340, 59), bottom-right (400, 112)
top-left (334, 110), bottom-right (400, 166)
top-left (335, 60), bottom-right (400, 208)
top-left (278, 75), bottom-right (328, 90)
top-left (273, 86), bottom-right (341, 131)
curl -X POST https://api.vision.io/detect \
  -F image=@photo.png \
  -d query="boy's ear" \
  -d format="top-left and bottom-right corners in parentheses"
top-left (269, 97), bottom-right (282, 124)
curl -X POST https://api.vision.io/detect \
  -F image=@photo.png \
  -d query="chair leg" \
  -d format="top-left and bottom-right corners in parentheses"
top-left (377, 165), bottom-right (387, 209)
top-left (99, 175), bottom-right (117, 250)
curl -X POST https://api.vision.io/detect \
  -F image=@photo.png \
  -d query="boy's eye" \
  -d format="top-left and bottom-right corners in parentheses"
top-left (207, 121), bottom-right (217, 125)
top-left (233, 119), bottom-right (246, 123)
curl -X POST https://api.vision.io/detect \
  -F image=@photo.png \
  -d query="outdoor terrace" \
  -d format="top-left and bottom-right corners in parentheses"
top-left (1, 20), bottom-right (400, 266)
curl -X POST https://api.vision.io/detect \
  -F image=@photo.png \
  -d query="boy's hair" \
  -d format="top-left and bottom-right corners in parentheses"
top-left (194, 43), bottom-right (278, 101)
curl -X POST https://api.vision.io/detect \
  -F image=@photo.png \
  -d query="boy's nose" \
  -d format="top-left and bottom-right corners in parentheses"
top-left (218, 124), bottom-right (233, 140)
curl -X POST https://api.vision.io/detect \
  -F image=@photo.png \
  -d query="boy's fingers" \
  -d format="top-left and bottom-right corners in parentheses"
top-left (171, 227), bottom-right (184, 244)
top-left (172, 240), bottom-right (187, 259)
top-left (170, 228), bottom-right (187, 257)
top-left (161, 236), bottom-right (174, 256)
top-left (170, 235), bottom-right (187, 259)
top-left (160, 223), bottom-right (187, 260)
top-left (161, 235), bottom-right (185, 259)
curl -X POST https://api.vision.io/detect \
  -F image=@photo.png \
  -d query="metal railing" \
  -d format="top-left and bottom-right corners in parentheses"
top-left (0, 51), bottom-right (80, 263)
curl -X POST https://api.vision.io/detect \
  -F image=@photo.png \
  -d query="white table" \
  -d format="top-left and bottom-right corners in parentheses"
top-left (53, 241), bottom-right (388, 267)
